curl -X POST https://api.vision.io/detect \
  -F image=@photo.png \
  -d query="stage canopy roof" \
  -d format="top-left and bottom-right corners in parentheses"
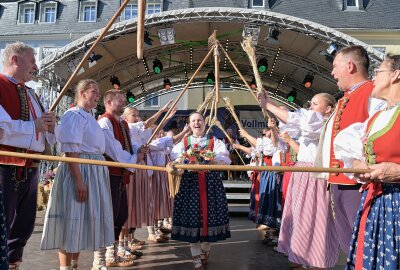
top-left (39, 8), bottom-right (384, 107)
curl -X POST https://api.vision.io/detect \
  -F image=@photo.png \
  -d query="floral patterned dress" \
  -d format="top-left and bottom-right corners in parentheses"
top-left (170, 135), bottom-right (231, 243)
top-left (334, 105), bottom-right (400, 270)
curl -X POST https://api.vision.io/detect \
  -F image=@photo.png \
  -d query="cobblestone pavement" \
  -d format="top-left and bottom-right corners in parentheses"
top-left (19, 212), bottom-right (345, 270)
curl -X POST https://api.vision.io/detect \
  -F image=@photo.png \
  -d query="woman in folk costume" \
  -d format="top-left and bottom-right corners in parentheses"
top-left (40, 79), bottom-right (140, 270)
top-left (259, 91), bottom-right (339, 269)
top-left (231, 143), bottom-right (262, 222)
top-left (240, 121), bottom-right (282, 234)
top-left (334, 54), bottom-right (400, 270)
top-left (148, 130), bottom-right (174, 238)
top-left (121, 103), bottom-right (173, 248)
top-left (147, 127), bottom-right (190, 240)
top-left (170, 112), bottom-right (231, 270)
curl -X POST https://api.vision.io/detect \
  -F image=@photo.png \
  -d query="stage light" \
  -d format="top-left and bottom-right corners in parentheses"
top-left (164, 78), bottom-right (171, 90)
top-left (303, 74), bottom-right (314, 88)
top-left (327, 43), bottom-right (338, 55)
top-left (320, 43), bottom-right (339, 63)
top-left (88, 52), bottom-right (102, 63)
top-left (287, 90), bottom-right (297, 102)
top-left (257, 58), bottom-right (268, 73)
top-left (250, 77), bottom-right (257, 89)
top-left (157, 28), bottom-right (175, 45)
top-left (126, 91), bottom-right (135, 103)
top-left (153, 59), bottom-right (163, 74)
top-left (266, 28), bottom-right (280, 45)
top-left (144, 31), bottom-right (153, 46)
top-left (242, 25), bottom-right (260, 45)
top-left (206, 71), bottom-right (215, 84)
top-left (110, 76), bottom-right (120, 90)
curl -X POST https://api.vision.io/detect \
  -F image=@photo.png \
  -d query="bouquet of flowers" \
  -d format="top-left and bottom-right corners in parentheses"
top-left (180, 143), bottom-right (216, 164)
top-left (168, 144), bottom-right (216, 198)
top-left (38, 169), bottom-right (56, 211)
top-left (41, 170), bottom-right (55, 186)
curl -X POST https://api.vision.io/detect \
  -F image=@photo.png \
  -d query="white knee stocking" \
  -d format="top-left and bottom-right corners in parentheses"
top-left (190, 242), bottom-right (202, 257)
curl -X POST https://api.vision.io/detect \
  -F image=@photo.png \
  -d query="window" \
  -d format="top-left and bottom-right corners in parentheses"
top-left (79, 0), bottom-right (97, 22)
top-left (344, 0), bottom-right (363, 10)
top-left (18, 3), bottom-right (36, 24)
top-left (144, 97), bottom-right (159, 107)
top-left (252, 0), bottom-right (264, 7)
top-left (346, 0), bottom-right (357, 6)
top-left (122, 0), bottom-right (161, 20)
top-left (44, 6), bottom-right (56, 22)
top-left (124, 3), bottom-right (138, 20)
top-left (40, 2), bottom-right (57, 23)
top-left (147, 0), bottom-right (161, 14)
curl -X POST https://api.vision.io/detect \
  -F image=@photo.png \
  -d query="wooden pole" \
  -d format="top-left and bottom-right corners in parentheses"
top-left (223, 97), bottom-right (244, 130)
top-left (49, 0), bottom-right (131, 112)
top-left (0, 150), bottom-right (371, 174)
top-left (202, 99), bottom-right (210, 116)
top-left (213, 120), bottom-right (246, 165)
top-left (196, 88), bottom-right (214, 113)
top-left (218, 42), bottom-right (258, 101)
top-left (146, 48), bottom-right (214, 145)
top-left (0, 151), bottom-right (167, 171)
top-left (214, 44), bottom-right (220, 103)
top-left (137, 0), bottom-right (146, 59)
top-left (218, 42), bottom-right (271, 120)
top-left (172, 164), bottom-right (371, 174)
top-left (208, 95), bottom-right (216, 126)
top-left (241, 38), bottom-right (272, 120)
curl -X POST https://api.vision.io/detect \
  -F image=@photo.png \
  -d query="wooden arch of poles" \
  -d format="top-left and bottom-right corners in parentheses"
top-left (0, 151), bottom-right (370, 197)
top-left (0, 0), bottom-right (370, 197)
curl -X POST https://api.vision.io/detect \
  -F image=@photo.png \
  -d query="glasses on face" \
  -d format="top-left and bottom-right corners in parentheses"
top-left (373, 68), bottom-right (393, 77)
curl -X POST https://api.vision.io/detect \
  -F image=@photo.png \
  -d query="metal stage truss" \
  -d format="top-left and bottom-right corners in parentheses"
top-left (38, 8), bottom-right (384, 107)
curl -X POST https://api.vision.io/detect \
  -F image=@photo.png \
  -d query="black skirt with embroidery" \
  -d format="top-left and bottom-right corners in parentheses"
top-left (171, 171), bottom-right (231, 243)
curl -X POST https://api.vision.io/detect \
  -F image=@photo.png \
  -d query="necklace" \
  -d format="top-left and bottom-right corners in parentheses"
top-left (384, 102), bottom-right (400, 111)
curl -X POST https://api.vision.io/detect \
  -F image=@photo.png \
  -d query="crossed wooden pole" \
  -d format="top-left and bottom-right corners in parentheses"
top-left (28, 3), bottom-right (369, 178)
top-left (0, 151), bottom-right (371, 175)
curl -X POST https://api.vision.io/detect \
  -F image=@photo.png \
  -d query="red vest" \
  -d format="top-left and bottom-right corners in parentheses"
top-left (366, 108), bottom-right (400, 165)
top-left (0, 74), bottom-right (42, 167)
top-left (328, 81), bottom-right (374, 184)
top-left (98, 112), bottom-right (133, 182)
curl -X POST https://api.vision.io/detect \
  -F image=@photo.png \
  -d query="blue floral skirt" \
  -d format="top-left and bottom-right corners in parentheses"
top-left (171, 171), bottom-right (231, 243)
top-left (346, 183), bottom-right (400, 270)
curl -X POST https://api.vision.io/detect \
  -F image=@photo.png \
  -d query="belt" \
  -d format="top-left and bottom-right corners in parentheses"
top-left (337, 184), bottom-right (362, 190)
top-left (0, 161), bottom-right (40, 168)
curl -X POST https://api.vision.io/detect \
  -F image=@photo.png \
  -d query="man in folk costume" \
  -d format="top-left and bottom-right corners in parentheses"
top-left (313, 45), bottom-right (385, 254)
top-left (0, 42), bottom-right (56, 270)
top-left (98, 90), bottom-right (146, 267)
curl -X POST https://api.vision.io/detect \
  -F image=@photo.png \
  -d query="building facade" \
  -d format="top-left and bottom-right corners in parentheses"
top-left (0, 0), bottom-right (399, 112)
